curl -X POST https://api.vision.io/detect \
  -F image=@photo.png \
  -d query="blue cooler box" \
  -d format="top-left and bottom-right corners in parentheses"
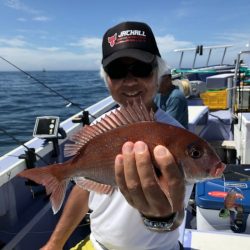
top-left (196, 177), bottom-right (250, 234)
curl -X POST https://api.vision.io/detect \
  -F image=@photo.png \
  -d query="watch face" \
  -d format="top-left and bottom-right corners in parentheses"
top-left (141, 212), bottom-right (177, 232)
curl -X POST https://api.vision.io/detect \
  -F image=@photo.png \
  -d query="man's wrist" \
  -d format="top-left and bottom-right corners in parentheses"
top-left (140, 209), bottom-right (184, 232)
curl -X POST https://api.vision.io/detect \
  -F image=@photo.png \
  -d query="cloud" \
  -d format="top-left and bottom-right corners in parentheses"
top-left (4, 0), bottom-right (40, 14)
top-left (172, 1), bottom-right (195, 19)
top-left (0, 32), bottom-right (248, 71)
top-left (17, 17), bottom-right (26, 22)
top-left (215, 32), bottom-right (250, 46)
top-left (32, 16), bottom-right (51, 22)
top-left (37, 47), bottom-right (62, 52)
top-left (212, 32), bottom-right (250, 63)
top-left (155, 35), bottom-right (194, 67)
top-left (17, 29), bottom-right (48, 35)
top-left (156, 35), bottom-right (194, 53)
top-left (0, 37), bottom-right (27, 47)
top-left (0, 47), bottom-right (101, 71)
top-left (5, 0), bottom-right (51, 22)
top-left (174, 8), bottom-right (189, 19)
top-left (0, 34), bottom-right (193, 70)
top-left (69, 37), bottom-right (102, 50)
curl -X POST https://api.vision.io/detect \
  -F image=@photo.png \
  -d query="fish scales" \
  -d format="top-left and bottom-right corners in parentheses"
top-left (89, 121), bottom-right (217, 181)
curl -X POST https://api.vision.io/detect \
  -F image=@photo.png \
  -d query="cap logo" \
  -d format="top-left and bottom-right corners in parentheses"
top-left (107, 30), bottom-right (146, 48)
top-left (108, 33), bottom-right (117, 47)
top-left (118, 30), bottom-right (146, 38)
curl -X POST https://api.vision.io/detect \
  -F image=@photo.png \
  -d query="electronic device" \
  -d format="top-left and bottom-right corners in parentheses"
top-left (33, 116), bottom-right (60, 139)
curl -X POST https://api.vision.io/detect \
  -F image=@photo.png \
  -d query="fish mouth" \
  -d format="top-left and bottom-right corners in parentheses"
top-left (212, 161), bottom-right (226, 177)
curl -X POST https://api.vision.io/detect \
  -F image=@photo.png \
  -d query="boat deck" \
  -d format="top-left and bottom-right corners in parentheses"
top-left (184, 229), bottom-right (250, 250)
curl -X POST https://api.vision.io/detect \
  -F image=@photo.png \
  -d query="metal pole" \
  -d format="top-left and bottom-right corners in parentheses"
top-left (192, 52), bottom-right (197, 69)
top-left (206, 49), bottom-right (212, 67)
top-left (221, 47), bottom-right (227, 65)
top-left (232, 53), bottom-right (241, 112)
top-left (179, 51), bottom-right (184, 68)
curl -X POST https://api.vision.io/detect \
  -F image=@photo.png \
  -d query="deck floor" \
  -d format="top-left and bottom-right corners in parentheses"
top-left (183, 229), bottom-right (250, 250)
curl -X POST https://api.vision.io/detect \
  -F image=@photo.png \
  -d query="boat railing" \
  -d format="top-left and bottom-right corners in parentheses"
top-left (0, 96), bottom-right (116, 187)
top-left (174, 44), bottom-right (233, 69)
top-left (232, 50), bottom-right (250, 113)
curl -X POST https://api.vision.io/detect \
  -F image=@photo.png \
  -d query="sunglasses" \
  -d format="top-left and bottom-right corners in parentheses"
top-left (104, 60), bottom-right (157, 79)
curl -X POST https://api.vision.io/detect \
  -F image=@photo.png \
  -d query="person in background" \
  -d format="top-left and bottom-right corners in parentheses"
top-left (41, 21), bottom-right (192, 250)
top-left (155, 70), bottom-right (189, 129)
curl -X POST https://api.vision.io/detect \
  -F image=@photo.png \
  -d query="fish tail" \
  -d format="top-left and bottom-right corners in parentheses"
top-left (18, 163), bottom-right (70, 214)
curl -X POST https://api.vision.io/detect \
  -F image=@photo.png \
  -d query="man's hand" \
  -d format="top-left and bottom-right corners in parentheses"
top-left (115, 141), bottom-right (185, 218)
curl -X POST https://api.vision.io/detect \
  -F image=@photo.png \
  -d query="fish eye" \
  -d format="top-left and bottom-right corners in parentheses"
top-left (187, 144), bottom-right (203, 159)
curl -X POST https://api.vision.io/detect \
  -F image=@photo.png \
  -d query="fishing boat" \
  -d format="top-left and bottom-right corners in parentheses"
top-left (1, 45), bottom-right (250, 250)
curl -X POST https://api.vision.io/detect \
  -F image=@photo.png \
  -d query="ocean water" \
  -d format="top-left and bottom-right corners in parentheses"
top-left (0, 70), bottom-right (109, 156)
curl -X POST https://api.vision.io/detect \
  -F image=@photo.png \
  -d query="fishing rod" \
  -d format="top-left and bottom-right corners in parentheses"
top-left (0, 127), bottom-right (49, 165)
top-left (0, 55), bottom-right (97, 119)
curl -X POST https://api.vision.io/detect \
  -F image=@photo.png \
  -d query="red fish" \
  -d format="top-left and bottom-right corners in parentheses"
top-left (18, 101), bottom-right (225, 213)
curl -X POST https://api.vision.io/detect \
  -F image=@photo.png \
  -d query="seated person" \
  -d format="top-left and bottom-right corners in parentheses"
top-left (155, 70), bottom-right (189, 129)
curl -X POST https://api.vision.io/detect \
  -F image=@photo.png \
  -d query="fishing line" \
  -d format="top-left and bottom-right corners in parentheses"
top-left (209, 113), bottom-right (231, 126)
top-left (0, 127), bottom-right (49, 165)
top-left (0, 56), bottom-right (97, 119)
top-left (208, 113), bottom-right (232, 139)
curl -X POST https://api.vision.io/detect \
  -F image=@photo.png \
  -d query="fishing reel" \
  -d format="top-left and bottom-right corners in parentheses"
top-left (72, 110), bottom-right (90, 126)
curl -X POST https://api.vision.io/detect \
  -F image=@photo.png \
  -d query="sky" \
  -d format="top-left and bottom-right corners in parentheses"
top-left (0, 0), bottom-right (250, 71)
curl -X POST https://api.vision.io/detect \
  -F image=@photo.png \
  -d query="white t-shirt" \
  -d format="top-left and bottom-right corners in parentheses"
top-left (88, 108), bottom-right (193, 250)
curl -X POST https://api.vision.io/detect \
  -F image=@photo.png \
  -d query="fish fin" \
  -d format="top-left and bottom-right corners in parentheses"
top-left (64, 125), bottom-right (102, 157)
top-left (74, 177), bottom-right (114, 195)
top-left (18, 165), bottom-right (69, 214)
top-left (50, 179), bottom-right (69, 214)
top-left (64, 100), bottom-right (155, 157)
top-left (64, 143), bottom-right (83, 157)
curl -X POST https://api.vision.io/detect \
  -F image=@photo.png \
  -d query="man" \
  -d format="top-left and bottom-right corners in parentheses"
top-left (41, 21), bottom-right (192, 250)
top-left (155, 70), bottom-right (189, 129)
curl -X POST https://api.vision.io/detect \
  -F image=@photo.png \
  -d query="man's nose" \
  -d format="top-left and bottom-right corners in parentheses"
top-left (122, 72), bottom-right (137, 85)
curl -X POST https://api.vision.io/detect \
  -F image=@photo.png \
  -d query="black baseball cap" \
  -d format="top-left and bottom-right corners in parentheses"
top-left (102, 21), bottom-right (161, 67)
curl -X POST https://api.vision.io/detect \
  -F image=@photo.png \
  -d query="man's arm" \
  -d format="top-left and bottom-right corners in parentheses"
top-left (40, 186), bottom-right (90, 250)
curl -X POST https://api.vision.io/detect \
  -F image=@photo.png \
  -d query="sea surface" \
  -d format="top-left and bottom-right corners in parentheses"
top-left (0, 70), bottom-right (109, 156)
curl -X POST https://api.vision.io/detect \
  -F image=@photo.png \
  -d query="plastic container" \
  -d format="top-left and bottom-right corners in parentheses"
top-left (234, 113), bottom-right (250, 164)
top-left (200, 89), bottom-right (228, 110)
top-left (206, 73), bottom-right (234, 89)
top-left (196, 177), bottom-right (250, 234)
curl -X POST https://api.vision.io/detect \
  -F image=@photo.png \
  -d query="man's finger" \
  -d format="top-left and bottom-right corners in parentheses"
top-left (134, 141), bottom-right (169, 212)
top-left (122, 141), bottom-right (148, 210)
top-left (153, 145), bottom-right (185, 211)
top-left (115, 154), bottom-right (134, 206)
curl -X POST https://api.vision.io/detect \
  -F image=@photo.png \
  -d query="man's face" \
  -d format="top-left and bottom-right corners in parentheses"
top-left (105, 58), bottom-right (158, 110)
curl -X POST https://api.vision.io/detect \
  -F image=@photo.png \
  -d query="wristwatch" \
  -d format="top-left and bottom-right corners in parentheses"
top-left (141, 212), bottom-right (178, 232)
